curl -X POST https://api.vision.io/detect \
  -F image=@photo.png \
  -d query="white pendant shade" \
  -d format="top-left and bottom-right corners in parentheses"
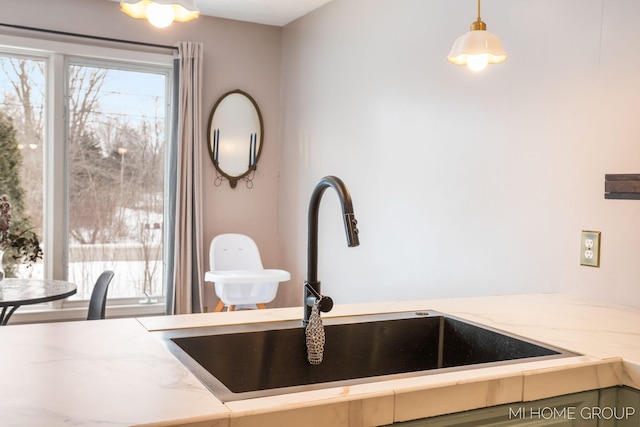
top-left (447, 30), bottom-right (507, 70)
top-left (446, 0), bottom-right (507, 71)
top-left (120, 0), bottom-right (199, 27)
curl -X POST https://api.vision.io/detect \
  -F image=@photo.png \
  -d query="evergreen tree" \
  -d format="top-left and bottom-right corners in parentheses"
top-left (0, 112), bottom-right (30, 233)
top-left (68, 131), bottom-right (119, 244)
top-left (0, 112), bottom-right (37, 275)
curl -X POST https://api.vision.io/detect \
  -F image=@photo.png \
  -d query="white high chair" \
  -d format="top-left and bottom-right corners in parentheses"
top-left (205, 233), bottom-right (290, 312)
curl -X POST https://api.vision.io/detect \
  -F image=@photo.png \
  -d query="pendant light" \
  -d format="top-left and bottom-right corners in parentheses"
top-left (120, 0), bottom-right (200, 28)
top-left (447, 0), bottom-right (507, 72)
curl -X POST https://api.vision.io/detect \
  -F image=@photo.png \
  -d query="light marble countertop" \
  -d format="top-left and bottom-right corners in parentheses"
top-left (1, 293), bottom-right (638, 426)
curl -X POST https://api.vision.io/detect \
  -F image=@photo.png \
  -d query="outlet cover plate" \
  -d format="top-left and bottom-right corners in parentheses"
top-left (580, 230), bottom-right (601, 267)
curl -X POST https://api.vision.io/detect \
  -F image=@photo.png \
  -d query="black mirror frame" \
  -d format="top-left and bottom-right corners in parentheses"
top-left (206, 89), bottom-right (264, 188)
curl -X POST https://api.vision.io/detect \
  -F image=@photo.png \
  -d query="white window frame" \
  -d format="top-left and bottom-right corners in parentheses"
top-left (0, 34), bottom-right (174, 323)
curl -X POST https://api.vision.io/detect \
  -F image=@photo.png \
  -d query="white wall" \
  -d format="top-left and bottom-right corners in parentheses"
top-left (277, 0), bottom-right (640, 308)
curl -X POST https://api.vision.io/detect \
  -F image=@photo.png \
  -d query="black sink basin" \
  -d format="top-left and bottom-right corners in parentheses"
top-left (155, 311), bottom-right (576, 402)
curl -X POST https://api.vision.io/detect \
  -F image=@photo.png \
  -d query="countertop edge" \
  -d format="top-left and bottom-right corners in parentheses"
top-left (137, 293), bottom-right (640, 426)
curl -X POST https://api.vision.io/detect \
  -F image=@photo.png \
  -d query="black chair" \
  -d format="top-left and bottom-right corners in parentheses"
top-left (87, 270), bottom-right (114, 320)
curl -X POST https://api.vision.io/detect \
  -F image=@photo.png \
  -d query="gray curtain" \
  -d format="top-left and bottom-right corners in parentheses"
top-left (164, 56), bottom-right (179, 315)
top-left (165, 42), bottom-right (204, 314)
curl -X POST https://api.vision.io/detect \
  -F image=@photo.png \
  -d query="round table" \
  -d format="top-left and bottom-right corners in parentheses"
top-left (0, 279), bottom-right (77, 325)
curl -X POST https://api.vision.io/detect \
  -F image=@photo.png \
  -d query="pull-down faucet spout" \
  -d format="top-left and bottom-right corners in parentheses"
top-left (303, 176), bottom-right (360, 325)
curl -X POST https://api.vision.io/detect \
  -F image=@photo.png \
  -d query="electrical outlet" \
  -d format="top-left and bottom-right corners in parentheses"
top-left (580, 230), bottom-right (601, 267)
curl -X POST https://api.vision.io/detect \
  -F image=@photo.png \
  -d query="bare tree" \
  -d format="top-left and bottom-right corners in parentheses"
top-left (67, 65), bottom-right (107, 144)
top-left (68, 131), bottom-right (119, 244)
top-left (0, 58), bottom-right (44, 147)
top-left (0, 58), bottom-right (165, 296)
top-left (0, 60), bottom-right (116, 248)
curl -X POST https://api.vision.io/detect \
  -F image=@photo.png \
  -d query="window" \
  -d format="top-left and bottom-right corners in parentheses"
top-left (66, 61), bottom-right (168, 300)
top-left (0, 35), bottom-right (173, 317)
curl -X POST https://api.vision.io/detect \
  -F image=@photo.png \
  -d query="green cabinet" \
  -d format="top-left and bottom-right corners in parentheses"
top-left (394, 387), bottom-right (640, 426)
top-left (598, 387), bottom-right (640, 427)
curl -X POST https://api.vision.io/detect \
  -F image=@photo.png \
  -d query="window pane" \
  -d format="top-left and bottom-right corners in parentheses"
top-left (67, 63), bottom-right (166, 300)
top-left (0, 54), bottom-right (45, 279)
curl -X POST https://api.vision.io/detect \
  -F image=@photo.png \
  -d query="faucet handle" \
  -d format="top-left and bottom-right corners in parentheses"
top-left (318, 295), bottom-right (333, 312)
top-left (304, 281), bottom-right (333, 313)
top-left (305, 294), bottom-right (333, 313)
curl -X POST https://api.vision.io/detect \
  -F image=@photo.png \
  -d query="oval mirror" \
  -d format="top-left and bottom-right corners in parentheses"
top-left (207, 89), bottom-right (263, 188)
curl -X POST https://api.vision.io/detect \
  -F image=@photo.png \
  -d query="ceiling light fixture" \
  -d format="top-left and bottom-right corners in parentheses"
top-left (447, 0), bottom-right (507, 72)
top-left (120, 0), bottom-right (200, 28)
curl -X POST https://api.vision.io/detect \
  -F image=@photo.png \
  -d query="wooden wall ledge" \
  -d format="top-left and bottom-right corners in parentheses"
top-left (605, 174), bottom-right (640, 200)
